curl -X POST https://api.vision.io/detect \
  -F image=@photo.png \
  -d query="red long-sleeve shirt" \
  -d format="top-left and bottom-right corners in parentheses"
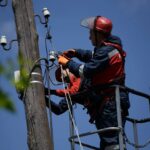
top-left (55, 74), bottom-right (81, 97)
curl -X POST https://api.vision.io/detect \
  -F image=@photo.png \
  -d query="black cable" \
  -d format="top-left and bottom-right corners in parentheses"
top-left (0, 0), bottom-right (7, 7)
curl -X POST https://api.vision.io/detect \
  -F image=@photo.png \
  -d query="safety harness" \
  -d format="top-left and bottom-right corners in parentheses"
top-left (103, 41), bottom-right (126, 65)
top-left (73, 42), bottom-right (126, 123)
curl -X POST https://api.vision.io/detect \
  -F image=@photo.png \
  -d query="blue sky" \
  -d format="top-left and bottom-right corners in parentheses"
top-left (0, 0), bottom-right (150, 150)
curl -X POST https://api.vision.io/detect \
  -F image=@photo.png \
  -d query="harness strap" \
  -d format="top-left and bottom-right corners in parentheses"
top-left (103, 41), bottom-right (126, 63)
top-left (88, 94), bottom-right (115, 123)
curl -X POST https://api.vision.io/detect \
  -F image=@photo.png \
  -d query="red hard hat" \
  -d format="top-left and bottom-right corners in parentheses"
top-left (81, 16), bottom-right (112, 34)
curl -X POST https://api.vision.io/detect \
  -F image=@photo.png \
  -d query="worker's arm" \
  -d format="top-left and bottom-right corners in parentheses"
top-left (45, 75), bottom-right (80, 97)
top-left (45, 88), bottom-right (57, 95)
top-left (63, 49), bottom-right (92, 62)
top-left (75, 49), bottom-right (93, 62)
top-left (67, 46), bottom-right (109, 78)
top-left (56, 77), bottom-right (81, 96)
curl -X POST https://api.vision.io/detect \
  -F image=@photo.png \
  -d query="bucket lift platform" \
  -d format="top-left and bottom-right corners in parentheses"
top-left (68, 85), bottom-right (150, 150)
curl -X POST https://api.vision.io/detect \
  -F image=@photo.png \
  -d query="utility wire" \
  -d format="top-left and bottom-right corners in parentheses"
top-left (43, 26), bottom-right (56, 150)
top-left (44, 60), bottom-right (55, 150)
top-left (60, 65), bottom-right (84, 150)
top-left (43, 18), bottom-right (83, 150)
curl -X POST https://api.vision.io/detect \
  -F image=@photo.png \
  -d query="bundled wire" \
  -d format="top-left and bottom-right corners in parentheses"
top-left (43, 24), bottom-right (56, 150)
top-left (42, 14), bottom-right (84, 149)
top-left (60, 65), bottom-right (84, 150)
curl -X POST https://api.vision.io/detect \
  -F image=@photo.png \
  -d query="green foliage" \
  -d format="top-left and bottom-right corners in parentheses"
top-left (14, 52), bottom-right (31, 92)
top-left (0, 90), bottom-right (15, 112)
top-left (13, 68), bottom-right (30, 93)
top-left (0, 64), bottom-right (5, 74)
top-left (0, 61), bottom-right (16, 112)
top-left (0, 55), bottom-right (32, 112)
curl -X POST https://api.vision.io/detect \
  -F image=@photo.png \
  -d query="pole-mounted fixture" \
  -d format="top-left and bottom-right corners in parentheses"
top-left (0, 0), bottom-right (7, 7)
top-left (49, 50), bottom-right (63, 62)
top-left (35, 8), bottom-right (50, 27)
top-left (0, 35), bottom-right (17, 51)
top-left (49, 50), bottom-right (57, 62)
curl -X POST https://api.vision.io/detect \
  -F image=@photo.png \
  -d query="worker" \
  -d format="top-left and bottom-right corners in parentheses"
top-left (45, 67), bottom-right (81, 114)
top-left (57, 16), bottom-right (130, 150)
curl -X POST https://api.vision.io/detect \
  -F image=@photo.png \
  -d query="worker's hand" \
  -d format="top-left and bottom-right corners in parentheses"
top-left (58, 55), bottom-right (70, 66)
top-left (45, 88), bottom-right (57, 95)
top-left (50, 89), bottom-right (57, 95)
top-left (63, 49), bottom-right (76, 58)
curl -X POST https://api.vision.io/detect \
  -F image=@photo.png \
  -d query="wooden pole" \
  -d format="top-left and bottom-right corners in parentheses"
top-left (12, 0), bottom-right (53, 149)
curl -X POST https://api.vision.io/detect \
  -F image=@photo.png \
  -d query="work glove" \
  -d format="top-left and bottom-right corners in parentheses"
top-left (58, 55), bottom-right (70, 66)
top-left (63, 49), bottom-right (76, 58)
top-left (45, 96), bottom-right (49, 107)
top-left (45, 88), bottom-right (57, 95)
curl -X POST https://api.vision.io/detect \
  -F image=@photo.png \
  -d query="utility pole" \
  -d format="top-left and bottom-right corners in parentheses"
top-left (12, 0), bottom-right (53, 150)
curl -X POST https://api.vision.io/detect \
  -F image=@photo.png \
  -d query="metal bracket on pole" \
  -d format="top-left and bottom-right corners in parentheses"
top-left (30, 72), bottom-right (43, 85)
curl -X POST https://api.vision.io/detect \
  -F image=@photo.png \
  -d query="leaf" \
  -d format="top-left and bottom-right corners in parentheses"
top-left (0, 64), bottom-right (5, 74)
top-left (0, 90), bottom-right (16, 112)
top-left (13, 68), bottom-right (29, 92)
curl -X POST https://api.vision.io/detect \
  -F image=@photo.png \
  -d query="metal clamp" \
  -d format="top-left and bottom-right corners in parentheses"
top-left (30, 72), bottom-right (43, 85)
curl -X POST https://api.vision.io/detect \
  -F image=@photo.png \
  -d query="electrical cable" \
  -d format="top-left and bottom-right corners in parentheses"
top-left (60, 65), bottom-right (84, 150)
top-left (47, 65), bottom-right (63, 86)
top-left (44, 60), bottom-right (55, 150)
top-left (43, 15), bottom-right (83, 150)
top-left (45, 26), bottom-right (83, 149)
top-left (0, 0), bottom-right (7, 7)
top-left (19, 57), bottom-right (55, 150)
top-left (44, 25), bottom-right (57, 150)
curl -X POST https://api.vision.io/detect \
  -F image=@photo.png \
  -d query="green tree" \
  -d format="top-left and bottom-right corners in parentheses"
top-left (0, 63), bottom-right (15, 112)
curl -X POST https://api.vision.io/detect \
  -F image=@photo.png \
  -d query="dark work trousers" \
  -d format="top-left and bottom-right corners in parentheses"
top-left (94, 92), bottom-right (129, 150)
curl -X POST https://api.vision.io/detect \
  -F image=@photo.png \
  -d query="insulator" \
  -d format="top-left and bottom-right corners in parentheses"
top-left (43, 8), bottom-right (50, 18)
top-left (49, 50), bottom-right (57, 61)
top-left (0, 35), bottom-right (7, 46)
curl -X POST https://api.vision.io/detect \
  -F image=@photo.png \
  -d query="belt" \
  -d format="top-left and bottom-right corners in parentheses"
top-left (105, 144), bottom-right (126, 150)
top-left (88, 95), bottom-right (114, 124)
